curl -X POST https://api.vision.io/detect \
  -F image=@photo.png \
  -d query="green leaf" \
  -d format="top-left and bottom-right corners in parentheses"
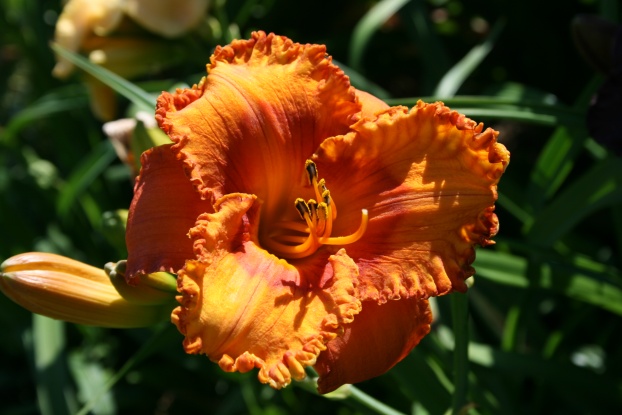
top-left (451, 294), bottom-right (470, 414)
top-left (349, 0), bottom-right (411, 71)
top-left (526, 126), bottom-right (586, 212)
top-left (468, 342), bottom-right (622, 411)
top-left (2, 86), bottom-right (89, 147)
top-left (390, 348), bottom-right (452, 414)
top-left (68, 352), bottom-right (116, 415)
top-left (57, 140), bottom-right (117, 219)
top-left (400, 0), bottom-right (451, 93)
top-left (75, 324), bottom-right (169, 415)
top-left (384, 96), bottom-right (585, 127)
top-left (524, 156), bottom-right (622, 244)
top-left (33, 315), bottom-right (77, 415)
top-left (474, 250), bottom-right (622, 315)
top-left (434, 20), bottom-right (505, 98)
top-left (50, 43), bottom-right (156, 113)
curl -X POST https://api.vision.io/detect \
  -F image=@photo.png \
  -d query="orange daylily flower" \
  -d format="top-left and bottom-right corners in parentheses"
top-left (125, 32), bottom-right (509, 392)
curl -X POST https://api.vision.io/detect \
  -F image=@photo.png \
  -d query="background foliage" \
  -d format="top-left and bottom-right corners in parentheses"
top-left (1, 0), bottom-right (621, 414)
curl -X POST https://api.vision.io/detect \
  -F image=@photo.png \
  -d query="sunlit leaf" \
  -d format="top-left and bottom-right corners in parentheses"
top-left (475, 250), bottom-right (622, 315)
top-left (50, 43), bottom-right (156, 113)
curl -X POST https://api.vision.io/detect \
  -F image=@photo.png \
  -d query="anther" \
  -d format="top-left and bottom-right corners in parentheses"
top-left (264, 160), bottom-right (368, 259)
top-left (305, 160), bottom-right (318, 185)
top-left (294, 198), bottom-right (310, 220)
top-left (294, 198), bottom-right (316, 233)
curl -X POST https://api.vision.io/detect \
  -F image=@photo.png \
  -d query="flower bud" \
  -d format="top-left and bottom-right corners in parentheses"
top-left (0, 252), bottom-right (175, 328)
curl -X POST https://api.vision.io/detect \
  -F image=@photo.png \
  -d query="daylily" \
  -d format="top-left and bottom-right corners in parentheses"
top-left (125, 31), bottom-right (509, 393)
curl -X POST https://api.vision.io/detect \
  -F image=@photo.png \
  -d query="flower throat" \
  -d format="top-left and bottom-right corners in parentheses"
top-left (263, 160), bottom-right (368, 259)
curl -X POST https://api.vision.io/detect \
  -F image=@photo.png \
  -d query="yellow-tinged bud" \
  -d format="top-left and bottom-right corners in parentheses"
top-left (0, 252), bottom-right (176, 328)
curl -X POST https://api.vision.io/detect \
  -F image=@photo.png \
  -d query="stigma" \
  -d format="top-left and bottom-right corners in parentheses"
top-left (263, 160), bottom-right (369, 259)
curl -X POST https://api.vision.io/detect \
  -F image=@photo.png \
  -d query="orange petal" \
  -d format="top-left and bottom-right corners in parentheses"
top-left (126, 144), bottom-right (212, 279)
top-left (315, 298), bottom-right (432, 393)
top-left (171, 193), bottom-right (362, 389)
top-left (355, 89), bottom-right (390, 119)
top-left (314, 102), bottom-right (510, 302)
top-left (155, 31), bottom-right (361, 219)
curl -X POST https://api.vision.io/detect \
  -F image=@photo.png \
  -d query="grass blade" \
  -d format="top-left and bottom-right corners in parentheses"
top-left (526, 127), bottom-right (586, 212)
top-left (434, 20), bottom-right (505, 98)
top-left (524, 156), bottom-right (622, 244)
top-left (2, 87), bottom-right (89, 147)
top-left (75, 324), bottom-right (169, 415)
top-left (56, 140), bottom-right (117, 219)
top-left (33, 315), bottom-right (77, 415)
top-left (474, 250), bottom-right (622, 315)
top-left (400, 0), bottom-right (451, 94)
top-left (451, 294), bottom-right (470, 414)
top-left (349, 0), bottom-right (411, 71)
top-left (384, 96), bottom-right (585, 127)
top-left (50, 43), bottom-right (156, 113)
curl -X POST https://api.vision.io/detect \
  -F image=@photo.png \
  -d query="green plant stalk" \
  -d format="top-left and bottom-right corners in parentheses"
top-left (347, 385), bottom-right (407, 415)
top-left (297, 375), bottom-right (407, 415)
top-left (451, 293), bottom-right (469, 414)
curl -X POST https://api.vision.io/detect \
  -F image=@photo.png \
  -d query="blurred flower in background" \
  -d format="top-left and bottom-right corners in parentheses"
top-left (52, 0), bottom-right (210, 120)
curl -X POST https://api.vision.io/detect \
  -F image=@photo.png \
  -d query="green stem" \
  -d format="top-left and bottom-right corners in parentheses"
top-left (348, 385), bottom-right (407, 415)
top-left (297, 376), bottom-right (407, 415)
top-left (451, 293), bottom-right (469, 414)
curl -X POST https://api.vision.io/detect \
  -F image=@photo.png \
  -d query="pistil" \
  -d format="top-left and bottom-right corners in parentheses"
top-left (264, 160), bottom-right (368, 259)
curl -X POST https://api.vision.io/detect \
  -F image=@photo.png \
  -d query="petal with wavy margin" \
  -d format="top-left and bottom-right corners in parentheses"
top-left (314, 102), bottom-right (510, 303)
top-left (171, 193), bottom-right (362, 388)
top-left (126, 144), bottom-right (212, 279)
top-left (155, 31), bottom-right (361, 221)
top-left (315, 297), bottom-right (432, 393)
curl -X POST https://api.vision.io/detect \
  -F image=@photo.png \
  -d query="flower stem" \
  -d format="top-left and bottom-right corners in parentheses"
top-left (451, 293), bottom-right (470, 414)
top-left (297, 375), bottom-right (407, 415)
top-left (347, 385), bottom-right (407, 415)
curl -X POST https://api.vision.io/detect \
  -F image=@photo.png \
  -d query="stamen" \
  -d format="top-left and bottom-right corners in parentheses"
top-left (295, 198), bottom-right (317, 236)
top-left (262, 233), bottom-right (319, 259)
top-left (307, 199), bottom-right (318, 227)
top-left (263, 160), bottom-right (368, 259)
top-left (271, 220), bottom-right (309, 234)
top-left (318, 179), bottom-right (337, 219)
top-left (316, 202), bottom-right (328, 237)
top-left (323, 210), bottom-right (368, 245)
